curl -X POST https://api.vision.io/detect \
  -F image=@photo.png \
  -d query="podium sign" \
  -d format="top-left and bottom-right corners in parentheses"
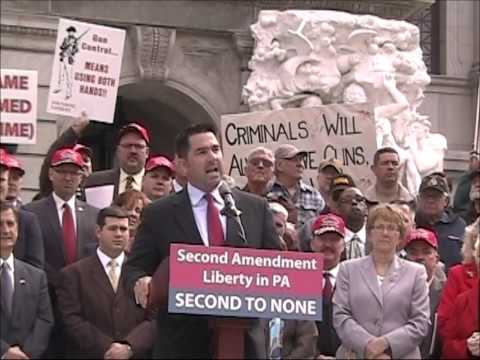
top-left (168, 244), bottom-right (324, 321)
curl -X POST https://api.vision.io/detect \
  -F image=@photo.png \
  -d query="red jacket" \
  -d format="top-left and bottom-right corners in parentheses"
top-left (441, 282), bottom-right (479, 358)
top-left (438, 262), bottom-right (478, 338)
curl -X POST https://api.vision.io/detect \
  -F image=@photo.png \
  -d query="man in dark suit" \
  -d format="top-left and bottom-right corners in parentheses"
top-left (23, 148), bottom-right (99, 358)
top-left (124, 124), bottom-right (281, 358)
top-left (83, 123), bottom-right (150, 205)
top-left (308, 213), bottom-right (345, 358)
top-left (57, 206), bottom-right (155, 358)
top-left (0, 149), bottom-right (44, 269)
top-left (0, 202), bottom-right (53, 359)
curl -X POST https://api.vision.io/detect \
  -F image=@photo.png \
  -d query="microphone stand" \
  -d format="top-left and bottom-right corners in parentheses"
top-left (221, 206), bottom-right (248, 246)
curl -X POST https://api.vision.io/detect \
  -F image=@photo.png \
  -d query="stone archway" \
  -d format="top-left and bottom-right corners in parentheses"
top-left (117, 80), bottom-right (217, 158)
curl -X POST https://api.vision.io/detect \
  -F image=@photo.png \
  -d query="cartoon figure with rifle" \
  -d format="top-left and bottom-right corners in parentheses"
top-left (53, 26), bottom-right (89, 100)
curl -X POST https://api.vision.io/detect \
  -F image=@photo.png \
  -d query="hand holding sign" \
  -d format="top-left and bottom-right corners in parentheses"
top-left (134, 276), bottom-right (152, 309)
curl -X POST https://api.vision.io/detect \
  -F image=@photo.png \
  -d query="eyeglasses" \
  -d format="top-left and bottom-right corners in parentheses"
top-left (118, 143), bottom-right (147, 151)
top-left (371, 224), bottom-right (400, 233)
top-left (53, 168), bottom-right (83, 177)
top-left (249, 158), bottom-right (273, 168)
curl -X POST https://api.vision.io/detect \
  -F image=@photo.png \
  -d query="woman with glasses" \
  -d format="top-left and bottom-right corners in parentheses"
top-left (333, 204), bottom-right (430, 359)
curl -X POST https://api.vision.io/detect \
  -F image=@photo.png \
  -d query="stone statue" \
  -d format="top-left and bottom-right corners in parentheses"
top-left (243, 10), bottom-right (442, 195)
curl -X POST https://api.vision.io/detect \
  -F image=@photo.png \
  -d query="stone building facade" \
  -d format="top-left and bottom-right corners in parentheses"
top-left (1, 0), bottom-right (478, 201)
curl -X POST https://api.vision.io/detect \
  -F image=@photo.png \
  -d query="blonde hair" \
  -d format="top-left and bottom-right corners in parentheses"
top-left (462, 217), bottom-right (480, 264)
top-left (367, 203), bottom-right (406, 239)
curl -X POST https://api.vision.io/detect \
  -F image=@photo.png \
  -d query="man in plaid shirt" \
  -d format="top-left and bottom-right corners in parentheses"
top-left (267, 144), bottom-right (324, 228)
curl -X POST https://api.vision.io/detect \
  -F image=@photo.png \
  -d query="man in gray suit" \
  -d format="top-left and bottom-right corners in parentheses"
top-left (0, 202), bottom-right (53, 359)
top-left (405, 228), bottom-right (446, 359)
top-left (23, 148), bottom-right (99, 358)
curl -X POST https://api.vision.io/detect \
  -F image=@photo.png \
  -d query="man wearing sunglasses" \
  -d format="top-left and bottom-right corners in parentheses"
top-left (242, 146), bottom-right (274, 197)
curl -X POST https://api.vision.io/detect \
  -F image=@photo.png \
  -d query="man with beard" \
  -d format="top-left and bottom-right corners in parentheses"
top-left (267, 145), bottom-right (324, 227)
top-left (405, 228), bottom-right (446, 358)
top-left (123, 124), bottom-right (281, 358)
top-left (331, 185), bottom-right (368, 260)
top-left (365, 147), bottom-right (413, 204)
top-left (454, 150), bottom-right (479, 217)
top-left (316, 158), bottom-right (343, 213)
top-left (242, 147), bottom-right (274, 197)
top-left (84, 123), bottom-right (150, 205)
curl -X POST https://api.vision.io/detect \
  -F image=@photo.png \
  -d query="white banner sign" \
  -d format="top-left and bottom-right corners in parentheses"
top-left (1, 69), bottom-right (38, 144)
top-left (221, 104), bottom-right (377, 191)
top-left (47, 18), bottom-right (126, 123)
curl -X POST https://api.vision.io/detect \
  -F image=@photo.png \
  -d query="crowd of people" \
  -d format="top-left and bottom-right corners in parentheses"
top-left (0, 114), bottom-right (479, 359)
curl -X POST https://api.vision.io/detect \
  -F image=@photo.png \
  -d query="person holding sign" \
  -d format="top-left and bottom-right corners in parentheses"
top-left (267, 144), bottom-right (325, 228)
top-left (124, 123), bottom-right (281, 358)
top-left (333, 204), bottom-right (430, 359)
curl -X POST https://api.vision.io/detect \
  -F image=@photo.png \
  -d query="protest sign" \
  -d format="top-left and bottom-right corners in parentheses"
top-left (0, 69), bottom-right (38, 144)
top-left (47, 18), bottom-right (125, 123)
top-left (168, 244), bottom-right (324, 321)
top-left (221, 103), bottom-right (377, 191)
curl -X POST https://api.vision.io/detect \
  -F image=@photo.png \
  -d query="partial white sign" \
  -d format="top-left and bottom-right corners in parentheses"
top-left (221, 104), bottom-right (377, 191)
top-left (47, 18), bottom-right (126, 123)
top-left (0, 69), bottom-right (38, 144)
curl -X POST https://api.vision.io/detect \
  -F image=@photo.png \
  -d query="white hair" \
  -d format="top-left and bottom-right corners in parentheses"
top-left (269, 202), bottom-right (288, 218)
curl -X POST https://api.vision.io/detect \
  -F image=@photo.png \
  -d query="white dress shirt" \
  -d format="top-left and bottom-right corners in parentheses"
top-left (345, 225), bottom-right (367, 256)
top-left (119, 168), bottom-right (145, 194)
top-left (96, 248), bottom-right (125, 283)
top-left (324, 263), bottom-right (339, 288)
top-left (52, 192), bottom-right (77, 232)
top-left (187, 183), bottom-right (227, 246)
top-left (173, 178), bottom-right (184, 193)
top-left (0, 253), bottom-right (15, 292)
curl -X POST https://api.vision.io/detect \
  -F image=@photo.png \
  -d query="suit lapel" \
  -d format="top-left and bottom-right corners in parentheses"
top-left (359, 256), bottom-right (383, 307)
top-left (75, 201), bottom-right (86, 257)
top-left (173, 190), bottom-right (203, 245)
top-left (46, 195), bottom-right (66, 262)
top-left (89, 255), bottom-right (116, 297)
top-left (113, 168), bottom-right (121, 199)
top-left (381, 256), bottom-right (404, 297)
top-left (11, 259), bottom-right (29, 322)
top-left (225, 191), bottom-right (247, 247)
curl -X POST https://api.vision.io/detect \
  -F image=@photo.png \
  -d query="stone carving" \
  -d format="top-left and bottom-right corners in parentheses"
top-left (243, 10), bottom-right (443, 194)
top-left (133, 26), bottom-right (176, 81)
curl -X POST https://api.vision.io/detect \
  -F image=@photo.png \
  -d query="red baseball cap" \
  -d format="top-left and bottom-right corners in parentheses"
top-left (145, 156), bottom-right (175, 174)
top-left (405, 228), bottom-right (438, 249)
top-left (73, 143), bottom-right (92, 158)
top-left (118, 123), bottom-right (150, 145)
top-left (3, 153), bottom-right (25, 176)
top-left (0, 149), bottom-right (10, 168)
top-left (51, 148), bottom-right (84, 168)
top-left (312, 213), bottom-right (346, 237)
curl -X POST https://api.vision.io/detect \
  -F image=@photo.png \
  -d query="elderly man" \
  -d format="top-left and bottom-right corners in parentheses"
top-left (243, 146), bottom-right (274, 197)
top-left (84, 123), bottom-right (150, 204)
top-left (0, 202), bottom-right (53, 359)
top-left (142, 156), bottom-right (175, 201)
top-left (267, 144), bottom-right (324, 227)
top-left (365, 147), bottom-right (413, 204)
top-left (405, 228), bottom-right (446, 359)
top-left (309, 213), bottom-right (346, 358)
top-left (415, 173), bottom-right (466, 272)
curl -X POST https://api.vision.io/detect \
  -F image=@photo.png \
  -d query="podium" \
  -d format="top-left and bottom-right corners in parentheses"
top-left (148, 257), bottom-right (251, 359)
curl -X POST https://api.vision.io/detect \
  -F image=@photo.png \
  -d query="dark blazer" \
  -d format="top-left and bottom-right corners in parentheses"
top-left (56, 254), bottom-right (155, 359)
top-left (14, 209), bottom-right (45, 269)
top-left (0, 258), bottom-right (54, 358)
top-left (316, 296), bottom-right (341, 356)
top-left (23, 195), bottom-right (99, 290)
top-left (123, 187), bottom-right (281, 358)
top-left (83, 168), bottom-right (120, 202)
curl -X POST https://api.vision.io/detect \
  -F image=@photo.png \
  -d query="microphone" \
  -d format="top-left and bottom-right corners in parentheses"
top-left (218, 181), bottom-right (247, 245)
